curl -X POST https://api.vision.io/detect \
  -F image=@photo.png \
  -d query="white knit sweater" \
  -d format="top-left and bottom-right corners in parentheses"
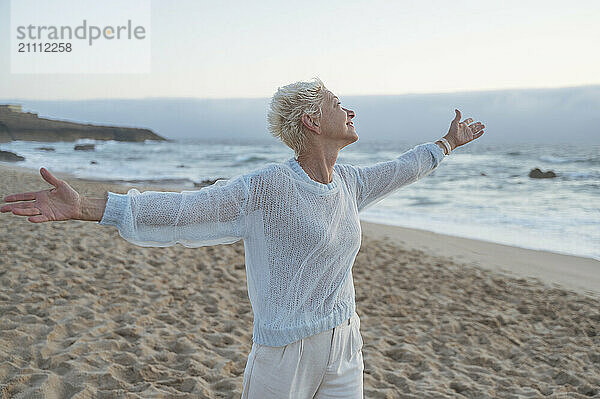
top-left (98, 142), bottom-right (446, 346)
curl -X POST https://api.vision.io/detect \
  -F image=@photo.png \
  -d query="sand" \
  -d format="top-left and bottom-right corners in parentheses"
top-left (0, 163), bottom-right (599, 398)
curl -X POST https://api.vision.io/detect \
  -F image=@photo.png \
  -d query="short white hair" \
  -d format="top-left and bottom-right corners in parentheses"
top-left (267, 77), bottom-right (329, 158)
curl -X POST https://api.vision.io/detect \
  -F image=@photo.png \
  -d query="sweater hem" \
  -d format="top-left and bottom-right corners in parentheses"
top-left (252, 301), bottom-right (356, 347)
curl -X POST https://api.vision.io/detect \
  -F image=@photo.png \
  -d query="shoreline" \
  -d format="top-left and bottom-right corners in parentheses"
top-left (361, 221), bottom-right (600, 298)
top-left (0, 162), bottom-right (191, 191)
top-left (2, 161), bottom-right (598, 298)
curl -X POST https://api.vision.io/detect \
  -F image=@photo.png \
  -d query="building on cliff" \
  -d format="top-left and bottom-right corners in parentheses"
top-left (0, 104), bottom-right (25, 113)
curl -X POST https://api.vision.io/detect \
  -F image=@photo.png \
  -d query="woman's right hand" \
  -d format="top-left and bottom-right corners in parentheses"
top-left (1, 167), bottom-right (82, 223)
top-left (444, 109), bottom-right (485, 150)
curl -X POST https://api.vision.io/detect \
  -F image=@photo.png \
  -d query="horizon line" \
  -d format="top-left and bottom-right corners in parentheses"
top-left (1, 82), bottom-right (599, 103)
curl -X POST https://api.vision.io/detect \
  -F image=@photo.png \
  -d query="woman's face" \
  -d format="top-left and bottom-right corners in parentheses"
top-left (319, 90), bottom-right (357, 147)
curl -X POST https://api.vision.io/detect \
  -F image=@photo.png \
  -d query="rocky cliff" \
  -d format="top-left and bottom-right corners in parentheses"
top-left (0, 105), bottom-right (167, 143)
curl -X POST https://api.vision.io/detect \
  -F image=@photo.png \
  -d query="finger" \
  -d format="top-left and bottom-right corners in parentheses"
top-left (28, 214), bottom-right (50, 223)
top-left (474, 130), bottom-right (485, 139)
top-left (1, 202), bottom-right (37, 212)
top-left (40, 167), bottom-right (62, 188)
top-left (3, 192), bottom-right (37, 202)
top-left (13, 207), bottom-right (41, 216)
top-left (463, 118), bottom-right (474, 125)
top-left (454, 109), bottom-right (461, 121)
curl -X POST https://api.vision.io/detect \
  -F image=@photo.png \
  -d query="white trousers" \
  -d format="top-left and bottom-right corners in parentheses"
top-left (241, 311), bottom-right (364, 399)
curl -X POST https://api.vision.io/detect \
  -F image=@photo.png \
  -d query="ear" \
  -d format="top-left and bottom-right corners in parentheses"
top-left (301, 113), bottom-right (320, 134)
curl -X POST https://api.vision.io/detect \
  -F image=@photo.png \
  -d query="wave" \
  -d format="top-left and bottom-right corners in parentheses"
top-left (539, 155), bottom-right (599, 165)
top-left (82, 176), bottom-right (200, 189)
top-left (234, 154), bottom-right (269, 164)
top-left (407, 197), bottom-right (446, 206)
top-left (409, 200), bottom-right (446, 206)
top-left (561, 171), bottom-right (600, 180)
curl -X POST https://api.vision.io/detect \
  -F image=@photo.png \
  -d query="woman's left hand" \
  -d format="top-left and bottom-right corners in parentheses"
top-left (445, 109), bottom-right (485, 150)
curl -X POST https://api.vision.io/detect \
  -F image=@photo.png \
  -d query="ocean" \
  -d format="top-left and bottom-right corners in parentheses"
top-left (2, 138), bottom-right (599, 261)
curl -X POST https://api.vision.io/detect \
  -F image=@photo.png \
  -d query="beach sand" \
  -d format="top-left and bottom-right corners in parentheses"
top-left (1, 163), bottom-right (598, 398)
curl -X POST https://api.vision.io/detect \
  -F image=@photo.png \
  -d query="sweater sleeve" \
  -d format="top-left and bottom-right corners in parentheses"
top-left (349, 142), bottom-right (445, 212)
top-left (98, 174), bottom-right (249, 247)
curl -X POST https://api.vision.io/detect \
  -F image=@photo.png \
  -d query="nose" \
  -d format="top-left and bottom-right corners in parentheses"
top-left (343, 107), bottom-right (355, 120)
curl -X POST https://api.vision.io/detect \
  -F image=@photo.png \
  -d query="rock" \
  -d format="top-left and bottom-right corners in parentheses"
top-left (0, 150), bottom-right (25, 162)
top-left (36, 146), bottom-right (55, 151)
top-left (74, 144), bottom-right (95, 151)
top-left (193, 178), bottom-right (227, 188)
top-left (177, 164), bottom-right (186, 168)
top-left (480, 172), bottom-right (487, 176)
top-left (90, 160), bottom-right (97, 164)
top-left (529, 168), bottom-right (557, 178)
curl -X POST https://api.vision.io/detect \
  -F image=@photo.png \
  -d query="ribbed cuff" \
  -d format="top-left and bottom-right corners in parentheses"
top-left (425, 142), bottom-right (446, 166)
top-left (98, 192), bottom-right (128, 226)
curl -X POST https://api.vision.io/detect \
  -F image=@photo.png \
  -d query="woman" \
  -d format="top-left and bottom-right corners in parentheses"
top-left (1, 77), bottom-right (485, 398)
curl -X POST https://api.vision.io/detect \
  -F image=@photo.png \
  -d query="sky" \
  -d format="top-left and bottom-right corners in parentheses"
top-left (1, 0), bottom-right (599, 100)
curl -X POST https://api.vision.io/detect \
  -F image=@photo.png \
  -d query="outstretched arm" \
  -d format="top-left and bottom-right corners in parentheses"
top-left (97, 175), bottom-right (249, 248)
top-left (2, 168), bottom-right (250, 248)
top-left (350, 142), bottom-right (446, 212)
top-left (349, 109), bottom-right (485, 212)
